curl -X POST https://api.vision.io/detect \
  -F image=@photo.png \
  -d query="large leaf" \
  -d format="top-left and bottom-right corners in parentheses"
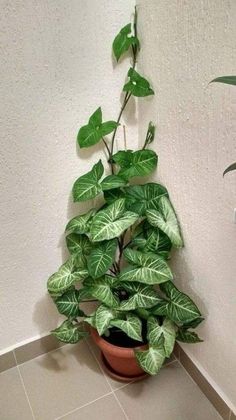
top-left (160, 281), bottom-right (201, 323)
top-left (65, 209), bottom-right (96, 234)
top-left (112, 23), bottom-right (139, 62)
top-left (147, 317), bottom-right (176, 357)
top-left (51, 320), bottom-right (88, 344)
top-left (88, 276), bottom-right (119, 308)
top-left (111, 314), bottom-right (142, 341)
top-left (90, 198), bottom-right (139, 242)
top-left (101, 175), bottom-right (127, 191)
top-left (113, 149), bottom-right (158, 180)
top-left (177, 328), bottom-right (203, 343)
top-left (146, 196), bottom-right (183, 247)
top-left (47, 258), bottom-right (88, 294)
top-left (210, 76), bottom-right (236, 86)
top-left (72, 160), bottom-right (104, 202)
top-left (135, 345), bottom-right (166, 375)
top-left (87, 239), bottom-right (117, 278)
top-left (66, 233), bottom-right (92, 255)
top-left (132, 223), bottom-right (172, 254)
top-left (123, 68), bottom-right (154, 97)
top-left (120, 249), bottom-right (173, 285)
top-left (95, 304), bottom-right (117, 335)
top-left (223, 162), bottom-right (236, 177)
top-left (77, 107), bottom-right (118, 148)
top-left (55, 289), bottom-right (84, 318)
top-left (119, 283), bottom-right (162, 310)
top-left (124, 183), bottom-right (168, 215)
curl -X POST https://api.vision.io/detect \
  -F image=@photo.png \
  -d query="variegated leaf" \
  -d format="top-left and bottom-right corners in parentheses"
top-left (55, 289), bottom-right (84, 318)
top-left (51, 320), bottom-right (88, 344)
top-left (65, 209), bottom-right (96, 234)
top-left (124, 183), bottom-right (168, 215)
top-left (147, 317), bottom-right (176, 357)
top-left (100, 175), bottom-right (127, 191)
top-left (111, 314), bottom-right (142, 341)
top-left (72, 160), bottom-right (104, 202)
top-left (47, 258), bottom-right (88, 294)
top-left (95, 305), bottom-right (117, 336)
top-left (135, 345), bottom-right (166, 375)
top-left (119, 284), bottom-right (162, 310)
top-left (66, 233), bottom-right (92, 256)
top-left (87, 239), bottom-right (117, 278)
top-left (88, 276), bottom-right (119, 308)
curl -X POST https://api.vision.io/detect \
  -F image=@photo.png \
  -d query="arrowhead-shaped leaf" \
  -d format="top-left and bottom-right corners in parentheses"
top-left (111, 314), bottom-right (142, 341)
top-left (101, 175), bottom-right (127, 191)
top-left (65, 209), bottom-right (96, 234)
top-left (113, 149), bottom-right (158, 180)
top-left (177, 328), bottom-right (203, 343)
top-left (135, 345), bottom-right (166, 375)
top-left (66, 233), bottom-right (92, 255)
top-left (210, 75), bottom-right (236, 86)
top-left (55, 289), bottom-right (84, 318)
top-left (88, 276), bottom-right (119, 308)
top-left (90, 198), bottom-right (139, 242)
top-left (47, 258), bottom-right (88, 294)
top-left (147, 317), bottom-right (176, 357)
top-left (124, 183), bottom-right (168, 215)
top-left (112, 23), bottom-right (139, 62)
top-left (120, 249), bottom-right (173, 285)
top-left (87, 239), bottom-right (117, 278)
top-left (51, 320), bottom-right (88, 343)
top-left (123, 68), bottom-right (154, 97)
top-left (146, 196), bottom-right (183, 247)
top-left (119, 283), bottom-right (162, 310)
top-left (95, 304), bottom-right (117, 335)
top-left (72, 160), bottom-right (104, 202)
top-left (160, 281), bottom-right (202, 323)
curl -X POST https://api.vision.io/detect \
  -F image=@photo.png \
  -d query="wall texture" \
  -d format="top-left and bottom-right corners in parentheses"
top-left (137, 0), bottom-right (236, 410)
top-left (0, 0), bottom-right (136, 352)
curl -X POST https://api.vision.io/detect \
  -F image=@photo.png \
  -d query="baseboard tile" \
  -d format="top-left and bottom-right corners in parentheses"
top-left (174, 343), bottom-right (235, 420)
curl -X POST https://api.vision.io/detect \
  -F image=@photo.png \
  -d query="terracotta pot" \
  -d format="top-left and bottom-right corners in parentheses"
top-left (90, 328), bottom-right (148, 379)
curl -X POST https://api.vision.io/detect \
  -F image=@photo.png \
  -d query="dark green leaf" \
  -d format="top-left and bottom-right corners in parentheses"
top-left (124, 183), bottom-right (168, 215)
top-left (101, 175), bottom-right (127, 191)
top-left (223, 162), bottom-right (236, 176)
top-left (89, 107), bottom-right (102, 127)
top-left (112, 23), bottom-right (139, 62)
top-left (123, 68), bottom-right (154, 97)
top-left (87, 239), bottom-right (117, 278)
top-left (66, 233), bottom-right (92, 256)
top-left (100, 121), bottom-right (119, 136)
top-left (210, 76), bottom-right (236, 86)
top-left (55, 289), bottom-right (84, 318)
top-left (114, 149), bottom-right (158, 180)
top-left (177, 329), bottom-right (203, 343)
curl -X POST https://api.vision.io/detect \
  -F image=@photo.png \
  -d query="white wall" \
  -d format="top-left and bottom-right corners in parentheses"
top-left (0, 0), bottom-right (137, 352)
top-left (137, 0), bottom-right (236, 410)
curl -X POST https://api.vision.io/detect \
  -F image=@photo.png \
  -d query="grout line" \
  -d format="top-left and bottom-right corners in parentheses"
top-left (55, 391), bottom-right (113, 420)
top-left (13, 351), bottom-right (36, 420)
top-left (15, 342), bottom-right (68, 368)
top-left (175, 359), bottom-right (223, 420)
top-left (85, 339), bottom-right (130, 420)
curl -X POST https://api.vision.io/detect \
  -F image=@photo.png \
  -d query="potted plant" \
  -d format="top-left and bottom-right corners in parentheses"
top-left (47, 8), bottom-right (203, 381)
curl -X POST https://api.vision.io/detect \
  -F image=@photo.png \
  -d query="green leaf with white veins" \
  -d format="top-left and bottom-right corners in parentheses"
top-left (88, 276), bottom-right (119, 308)
top-left (146, 196), bottom-right (183, 247)
top-left (51, 320), bottom-right (88, 344)
top-left (66, 233), bottom-right (92, 256)
top-left (101, 175), bottom-right (127, 191)
top-left (177, 329), bottom-right (203, 343)
top-left (95, 305), bottom-right (117, 335)
top-left (55, 289), bottom-right (84, 318)
top-left (111, 314), bottom-right (142, 341)
top-left (72, 160), bottom-right (104, 202)
top-left (90, 198), bottom-right (139, 242)
top-left (124, 183), bottom-right (168, 216)
top-left (47, 258), bottom-right (88, 294)
top-left (112, 23), bottom-right (139, 62)
top-left (114, 150), bottom-right (158, 180)
top-left (160, 281), bottom-right (201, 323)
top-left (119, 249), bottom-right (173, 285)
top-left (119, 284), bottom-right (162, 310)
top-left (147, 317), bottom-right (176, 357)
top-left (65, 209), bottom-right (96, 234)
top-left (135, 345), bottom-right (166, 375)
top-left (87, 239), bottom-right (117, 278)
top-left (123, 68), bottom-right (154, 97)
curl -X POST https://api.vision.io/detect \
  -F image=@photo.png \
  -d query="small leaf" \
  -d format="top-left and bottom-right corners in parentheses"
top-left (88, 276), bottom-right (119, 308)
top-left (143, 122), bottom-right (156, 148)
top-left (87, 239), bottom-right (117, 279)
top-left (66, 233), bottom-right (92, 256)
top-left (123, 68), bottom-right (154, 97)
top-left (160, 281), bottom-right (202, 323)
top-left (112, 23), bottom-right (139, 62)
top-left (47, 258), bottom-right (88, 294)
top-left (101, 175), bottom-right (127, 191)
top-left (89, 107), bottom-right (102, 127)
top-left (100, 121), bottom-right (119, 136)
top-left (114, 149), bottom-right (158, 180)
top-left (51, 320), bottom-right (88, 344)
top-left (72, 160), bottom-right (104, 202)
top-left (111, 314), bottom-right (142, 341)
top-left (77, 109), bottom-right (118, 148)
top-left (55, 289), bottom-right (84, 318)
top-left (177, 329), bottom-right (203, 343)
top-left (65, 209), bottom-right (96, 234)
top-left (146, 196), bottom-right (183, 247)
top-left (223, 162), bottom-right (236, 177)
top-left (90, 198), bottom-right (139, 242)
top-left (135, 345), bottom-right (166, 375)
top-left (210, 76), bottom-right (236, 86)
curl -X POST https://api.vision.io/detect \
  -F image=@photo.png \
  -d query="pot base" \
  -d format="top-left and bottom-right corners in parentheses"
top-left (101, 353), bottom-right (148, 383)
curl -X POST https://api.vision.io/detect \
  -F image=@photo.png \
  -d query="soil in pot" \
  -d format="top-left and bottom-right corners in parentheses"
top-left (102, 327), bottom-right (147, 348)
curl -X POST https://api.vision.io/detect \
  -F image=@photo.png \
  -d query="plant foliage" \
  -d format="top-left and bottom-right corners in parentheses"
top-left (47, 8), bottom-right (203, 376)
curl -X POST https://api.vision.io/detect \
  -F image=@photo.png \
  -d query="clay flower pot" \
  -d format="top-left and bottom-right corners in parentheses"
top-left (90, 328), bottom-right (148, 381)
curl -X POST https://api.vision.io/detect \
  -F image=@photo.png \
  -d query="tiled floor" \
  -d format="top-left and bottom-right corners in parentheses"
top-left (0, 339), bottom-right (222, 420)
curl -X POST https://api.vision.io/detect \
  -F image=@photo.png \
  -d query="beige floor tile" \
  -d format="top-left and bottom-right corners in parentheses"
top-left (19, 341), bottom-right (111, 420)
top-left (60, 394), bottom-right (127, 420)
top-left (0, 367), bottom-right (33, 420)
top-left (115, 362), bottom-right (221, 420)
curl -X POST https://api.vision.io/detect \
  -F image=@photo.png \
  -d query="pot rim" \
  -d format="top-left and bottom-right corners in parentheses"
top-left (90, 327), bottom-right (148, 357)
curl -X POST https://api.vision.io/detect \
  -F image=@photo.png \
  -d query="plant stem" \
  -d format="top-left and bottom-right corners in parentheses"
top-left (102, 137), bottom-right (111, 156)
